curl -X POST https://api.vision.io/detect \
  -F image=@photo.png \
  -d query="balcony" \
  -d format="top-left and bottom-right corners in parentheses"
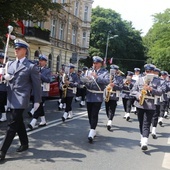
top-left (24, 27), bottom-right (51, 45)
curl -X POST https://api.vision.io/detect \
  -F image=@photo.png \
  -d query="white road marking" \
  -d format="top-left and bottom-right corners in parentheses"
top-left (0, 107), bottom-right (105, 141)
top-left (162, 137), bottom-right (170, 169)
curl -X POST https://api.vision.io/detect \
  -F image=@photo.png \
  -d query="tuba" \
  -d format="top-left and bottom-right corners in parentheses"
top-left (104, 69), bottom-right (115, 102)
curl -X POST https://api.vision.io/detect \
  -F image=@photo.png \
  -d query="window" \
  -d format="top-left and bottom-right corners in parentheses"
top-left (72, 28), bottom-right (77, 45)
top-left (61, 0), bottom-right (65, 4)
top-left (50, 19), bottom-right (57, 38)
top-left (23, 20), bottom-right (33, 27)
top-left (82, 32), bottom-right (87, 47)
top-left (74, 1), bottom-right (79, 16)
top-left (37, 21), bottom-right (44, 28)
top-left (59, 23), bottom-right (64, 40)
top-left (52, 0), bottom-right (58, 2)
top-left (84, 6), bottom-right (89, 21)
top-left (48, 53), bottom-right (52, 69)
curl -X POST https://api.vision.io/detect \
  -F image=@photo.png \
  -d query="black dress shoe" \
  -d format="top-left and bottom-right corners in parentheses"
top-left (159, 121), bottom-right (163, 126)
top-left (88, 137), bottom-right (93, 143)
top-left (61, 117), bottom-right (65, 122)
top-left (141, 144), bottom-right (148, 151)
top-left (126, 116), bottom-right (130, 121)
top-left (27, 124), bottom-right (33, 130)
top-left (152, 134), bottom-right (157, 139)
top-left (27, 112), bottom-right (32, 118)
top-left (107, 125), bottom-right (111, 131)
top-left (38, 123), bottom-right (46, 127)
top-left (0, 151), bottom-right (6, 161)
top-left (16, 145), bottom-right (28, 152)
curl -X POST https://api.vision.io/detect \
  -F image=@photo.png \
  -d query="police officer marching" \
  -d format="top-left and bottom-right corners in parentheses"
top-left (76, 67), bottom-right (88, 107)
top-left (131, 68), bottom-right (141, 113)
top-left (61, 63), bottom-right (79, 122)
top-left (158, 71), bottom-right (170, 126)
top-left (104, 64), bottom-right (123, 130)
top-left (0, 39), bottom-right (41, 161)
top-left (58, 66), bottom-right (66, 110)
top-left (151, 67), bottom-right (163, 139)
top-left (131, 64), bottom-right (164, 151)
top-left (28, 54), bottom-right (51, 130)
top-left (121, 71), bottom-right (136, 121)
top-left (81, 56), bottom-right (109, 143)
top-left (0, 53), bottom-right (8, 122)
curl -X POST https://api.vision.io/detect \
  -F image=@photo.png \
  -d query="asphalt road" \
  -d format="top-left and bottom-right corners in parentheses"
top-left (0, 99), bottom-right (170, 170)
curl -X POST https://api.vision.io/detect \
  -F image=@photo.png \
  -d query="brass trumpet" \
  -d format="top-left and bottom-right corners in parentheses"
top-left (124, 76), bottom-right (132, 86)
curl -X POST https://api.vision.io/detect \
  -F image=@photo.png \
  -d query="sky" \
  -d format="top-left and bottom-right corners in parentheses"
top-left (92, 0), bottom-right (170, 36)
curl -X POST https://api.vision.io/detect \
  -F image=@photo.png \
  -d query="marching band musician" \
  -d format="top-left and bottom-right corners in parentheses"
top-left (61, 63), bottom-right (79, 122)
top-left (131, 64), bottom-right (165, 151)
top-left (121, 71), bottom-right (136, 121)
top-left (151, 67), bottom-right (163, 139)
top-left (75, 69), bottom-right (83, 103)
top-left (28, 54), bottom-right (51, 130)
top-left (81, 56), bottom-right (109, 143)
top-left (0, 39), bottom-right (41, 161)
top-left (158, 71), bottom-right (170, 126)
top-left (58, 66), bottom-right (66, 110)
top-left (131, 68), bottom-right (141, 113)
top-left (132, 68), bottom-right (141, 81)
top-left (0, 53), bottom-right (8, 122)
top-left (77, 67), bottom-right (88, 107)
top-left (104, 64), bottom-right (123, 130)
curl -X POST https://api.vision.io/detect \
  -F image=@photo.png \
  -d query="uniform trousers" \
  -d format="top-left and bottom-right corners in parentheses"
top-left (0, 91), bottom-right (7, 113)
top-left (160, 101), bottom-right (168, 117)
top-left (137, 108), bottom-right (154, 138)
top-left (79, 87), bottom-right (86, 101)
top-left (87, 102), bottom-right (102, 129)
top-left (105, 100), bottom-right (117, 120)
top-left (30, 96), bottom-right (46, 119)
top-left (152, 105), bottom-right (160, 127)
top-left (33, 97), bottom-right (46, 119)
top-left (59, 89), bottom-right (63, 99)
top-left (122, 98), bottom-right (133, 113)
top-left (0, 109), bottom-right (28, 153)
top-left (65, 96), bottom-right (74, 112)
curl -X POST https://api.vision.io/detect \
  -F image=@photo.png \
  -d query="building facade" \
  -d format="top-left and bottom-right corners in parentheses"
top-left (7, 0), bottom-right (93, 73)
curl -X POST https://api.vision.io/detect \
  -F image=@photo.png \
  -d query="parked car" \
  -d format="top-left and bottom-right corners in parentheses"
top-left (48, 74), bottom-right (60, 98)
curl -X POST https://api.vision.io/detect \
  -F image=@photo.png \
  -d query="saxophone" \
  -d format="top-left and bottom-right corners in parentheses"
top-left (62, 73), bottom-right (68, 98)
top-left (139, 89), bottom-right (147, 105)
top-left (105, 69), bottom-right (114, 102)
top-left (139, 76), bottom-right (151, 105)
top-left (62, 66), bottom-right (70, 98)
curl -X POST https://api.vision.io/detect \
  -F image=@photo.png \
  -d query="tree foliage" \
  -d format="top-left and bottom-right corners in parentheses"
top-left (143, 8), bottom-right (170, 71)
top-left (85, 6), bottom-right (146, 72)
top-left (0, 0), bottom-right (64, 49)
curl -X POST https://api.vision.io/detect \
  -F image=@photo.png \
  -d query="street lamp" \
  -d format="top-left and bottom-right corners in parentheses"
top-left (104, 34), bottom-right (118, 66)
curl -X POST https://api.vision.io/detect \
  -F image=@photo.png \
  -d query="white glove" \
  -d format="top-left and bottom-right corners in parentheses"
top-left (0, 68), bottom-right (5, 74)
top-left (33, 103), bottom-right (40, 112)
top-left (4, 73), bottom-right (13, 81)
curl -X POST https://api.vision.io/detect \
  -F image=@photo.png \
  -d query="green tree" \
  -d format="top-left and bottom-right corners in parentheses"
top-left (143, 8), bottom-right (170, 71)
top-left (0, 0), bottom-right (64, 49)
top-left (83, 6), bottom-right (146, 72)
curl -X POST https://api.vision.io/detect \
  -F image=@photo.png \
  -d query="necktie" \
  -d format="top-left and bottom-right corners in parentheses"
top-left (16, 60), bottom-right (20, 70)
